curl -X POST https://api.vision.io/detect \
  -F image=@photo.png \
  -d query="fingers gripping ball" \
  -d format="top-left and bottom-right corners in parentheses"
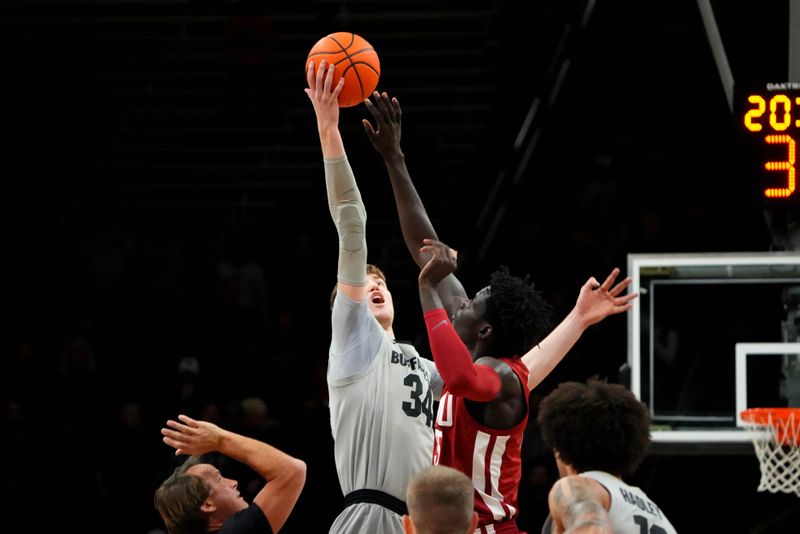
top-left (305, 33), bottom-right (380, 107)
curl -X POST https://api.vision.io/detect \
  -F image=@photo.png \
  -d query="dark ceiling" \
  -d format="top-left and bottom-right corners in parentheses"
top-left (5, 0), bottom-right (796, 374)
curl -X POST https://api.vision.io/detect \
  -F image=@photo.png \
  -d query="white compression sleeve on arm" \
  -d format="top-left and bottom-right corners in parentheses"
top-left (325, 155), bottom-right (367, 287)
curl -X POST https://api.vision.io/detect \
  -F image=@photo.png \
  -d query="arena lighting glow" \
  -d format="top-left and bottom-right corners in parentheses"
top-left (739, 88), bottom-right (800, 200)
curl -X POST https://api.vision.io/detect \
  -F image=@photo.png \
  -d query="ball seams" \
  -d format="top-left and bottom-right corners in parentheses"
top-left (306, 33), bottom-right (379, 106)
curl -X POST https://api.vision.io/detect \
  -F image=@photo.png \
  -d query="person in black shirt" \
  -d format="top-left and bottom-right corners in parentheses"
top-left (154, 414), bottom-right (305, 534)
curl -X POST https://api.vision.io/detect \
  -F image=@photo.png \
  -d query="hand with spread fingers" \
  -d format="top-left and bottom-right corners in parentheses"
top-left (573, 267), bottom-right (638, 329)
top-left (161, 414), bottom-right (223, 456)
top-left (363, 91), bottom-right (403, 156)
top-left (155, 414), bottom-right (306, 533)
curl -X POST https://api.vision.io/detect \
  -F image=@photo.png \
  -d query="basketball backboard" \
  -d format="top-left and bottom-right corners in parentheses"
top-left (627, 252), bottom-right (800, 450)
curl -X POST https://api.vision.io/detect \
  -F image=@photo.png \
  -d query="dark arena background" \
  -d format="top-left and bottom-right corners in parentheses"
top-left (4, 1), bottom-right (799, 532)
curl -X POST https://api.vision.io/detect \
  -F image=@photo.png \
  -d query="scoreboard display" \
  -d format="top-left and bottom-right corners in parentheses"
top-left (737, 83), bottom-right (800, 203)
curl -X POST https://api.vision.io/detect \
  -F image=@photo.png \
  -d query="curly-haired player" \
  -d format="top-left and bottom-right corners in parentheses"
top-left (538, 379), bottom-right (677, 534)
top-left (417, 239), bottom-right (552, 534)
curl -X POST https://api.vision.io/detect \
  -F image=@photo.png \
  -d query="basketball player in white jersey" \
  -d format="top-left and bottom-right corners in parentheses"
top-left (306, 60), bottom-right (443, 534)
top-left (307, 64), bottom-right (636, 532)
top-left (537, 379), bottom-right (677, 534)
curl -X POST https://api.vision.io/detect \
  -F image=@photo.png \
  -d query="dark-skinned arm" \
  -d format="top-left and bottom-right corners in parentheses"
top-left (522, 268), bottom-right (638, 390)
top-left (364, 92), bottom-right (467, 314)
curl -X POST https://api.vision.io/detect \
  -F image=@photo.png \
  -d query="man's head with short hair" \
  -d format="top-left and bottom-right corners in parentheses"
top-left (154, 456), bottom-right (248, 534)
top-left (403, 465), bottom-right (478, 534)
top-left (329, 264), bottom-right (388, 308)
top-left (154, 456), bottom-right (209, 534)
top-left (330, 264), bottom-right (395, 331)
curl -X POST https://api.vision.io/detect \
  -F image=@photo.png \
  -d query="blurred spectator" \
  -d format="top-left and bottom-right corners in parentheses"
top-left (172, 355), bottom-right (207, 417)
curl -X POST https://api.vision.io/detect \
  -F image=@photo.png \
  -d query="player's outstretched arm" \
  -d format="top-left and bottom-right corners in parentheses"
top-left (363, 92), bottom-right (431, 268)
top-left (364, 92), bottom-right (467, 313)
top-left (306, 59), bottom-right (345, 159)
top-left (522, 268), bottom-right (637, 390)
top-left (306, 59), bottom-right (367, 303)
top-left (161, 415), bottom-right (306, 533)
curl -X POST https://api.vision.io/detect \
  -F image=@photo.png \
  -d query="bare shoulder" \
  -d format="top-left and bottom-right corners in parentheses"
top-left (550, 476), bottom-right (608, 506)
top-left (549, 476), bottom-right (612, 534)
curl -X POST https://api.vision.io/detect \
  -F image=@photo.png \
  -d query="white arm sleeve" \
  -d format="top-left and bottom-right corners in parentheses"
top-left (325, 155), bottom-right (367, 287)
top-left (328, 292), bottom-right (386, 380)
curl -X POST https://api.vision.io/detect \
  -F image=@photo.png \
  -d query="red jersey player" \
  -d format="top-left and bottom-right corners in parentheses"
top-left (417, 239), bottom-right (548, 533)
top-left (363, 91), bottom-right (637, 533)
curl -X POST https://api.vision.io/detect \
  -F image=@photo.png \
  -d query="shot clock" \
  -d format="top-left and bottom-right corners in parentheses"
top-left (737, 83), bottom-right (800, 203)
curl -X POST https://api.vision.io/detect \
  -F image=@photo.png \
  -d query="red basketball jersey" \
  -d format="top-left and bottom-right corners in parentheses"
top-left (433, 357), bottom-right (530, 533)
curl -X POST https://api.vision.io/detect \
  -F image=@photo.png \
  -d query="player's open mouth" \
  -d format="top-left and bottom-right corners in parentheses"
top-left (371, 294), bottom-right (384, 304)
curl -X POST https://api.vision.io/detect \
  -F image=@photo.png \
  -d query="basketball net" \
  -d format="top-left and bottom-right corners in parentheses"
top-left (740, 408), bottom-right (800, 497)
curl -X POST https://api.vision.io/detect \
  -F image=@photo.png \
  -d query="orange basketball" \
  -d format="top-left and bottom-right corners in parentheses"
top-left (305, 32), bottom-right (380, 108)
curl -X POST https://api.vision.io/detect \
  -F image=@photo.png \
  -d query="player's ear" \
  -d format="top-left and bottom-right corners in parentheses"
top-left (478, 323), bottom-right (492, 340)
top-left (200, 498), bottom-right (216, 514)
top-left (402, 514), bottom-right (415, 534)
